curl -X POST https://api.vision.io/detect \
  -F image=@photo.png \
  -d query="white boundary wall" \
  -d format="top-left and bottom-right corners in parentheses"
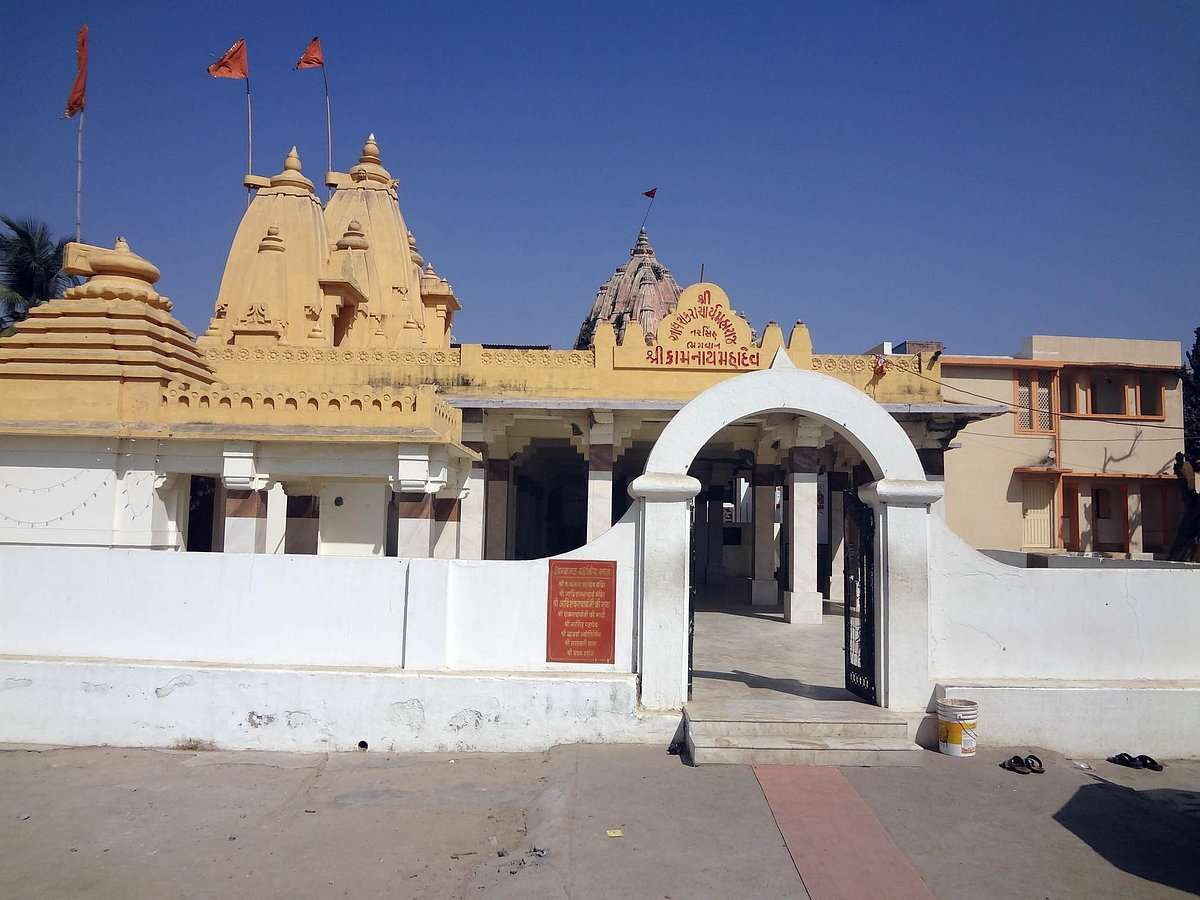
top-left (0, 510), bottom-right (665, 752)
top-left (929, 517), bottom-right (1200, 757)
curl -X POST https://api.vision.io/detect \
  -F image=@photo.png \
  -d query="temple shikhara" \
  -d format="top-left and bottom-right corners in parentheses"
top-left (0, 133), bottom-right (1194, 763)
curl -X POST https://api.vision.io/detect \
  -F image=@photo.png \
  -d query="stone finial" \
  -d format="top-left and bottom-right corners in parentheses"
top-left (631, 228), bottom-right (653, 256)
top-left (336, 219), bottom-right (369, 251)
top-left (349, 132), bottom-right (392, 186)
top-left (62, 237), bottom-right (172, 311)
top-left (270, 146), bottom-right (315, 192)
top-left (361, 133), bottom-right (381, 164)
top-left (408, 231), bottom-right (425, 267)
top-left (258, 225), bottom-right (285, 253)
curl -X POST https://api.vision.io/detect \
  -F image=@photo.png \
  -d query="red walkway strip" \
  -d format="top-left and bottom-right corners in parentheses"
top-left (754, 766), bottom-right (935, 900)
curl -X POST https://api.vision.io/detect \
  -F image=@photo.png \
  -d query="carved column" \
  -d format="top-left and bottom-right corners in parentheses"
top-left (586, 411), bottom-right (615, 543)
top-left (783, 447), bottom-right (822, 624)
top-left (458, 439), bottom-right (487, 560)
top-left (751, 464), bottom-right (780, 606)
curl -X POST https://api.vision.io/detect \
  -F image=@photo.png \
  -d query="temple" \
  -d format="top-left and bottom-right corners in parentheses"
top-left (0, 134), bottom-right (1194, 760)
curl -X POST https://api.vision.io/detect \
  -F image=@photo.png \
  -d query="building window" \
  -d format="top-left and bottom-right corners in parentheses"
top-left (1088, 375), bottom-right (1126, 415)
top-left (1016, 370), bottom-right (1055, 433)
top-left (1059, 375), bottom-right (1077, 414)
top-left (1094, 487), bottom-right (1112, 520)
top-left (1137, 374), bottom-right (1163, 417)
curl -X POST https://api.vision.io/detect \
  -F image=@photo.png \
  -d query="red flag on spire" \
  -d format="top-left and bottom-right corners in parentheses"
top-left (642, 187), bottom-right (657, 199)
top-left (207, 38), bottom-right (249, 79)
top-left (64, 25), bottom-right (88, 118)
top-left (295, 36), bottom-right (324, 69)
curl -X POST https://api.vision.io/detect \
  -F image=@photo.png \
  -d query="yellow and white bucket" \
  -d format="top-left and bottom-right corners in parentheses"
top-left (936, 698), bottom-right (978, 757)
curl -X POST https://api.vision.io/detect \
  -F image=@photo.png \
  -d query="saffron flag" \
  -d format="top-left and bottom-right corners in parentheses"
top-left (64, 25), bottom-right (88, 118)
top-left (208, 38), bottom-right (249, 79)
top-left (643, 187), bottom-right (657, 199)
top-left (295, 36), bottom-right (324, 69)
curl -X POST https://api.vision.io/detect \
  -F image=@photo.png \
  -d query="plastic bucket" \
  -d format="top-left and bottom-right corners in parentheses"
top-left (937, 698), bottom-right (978, 757)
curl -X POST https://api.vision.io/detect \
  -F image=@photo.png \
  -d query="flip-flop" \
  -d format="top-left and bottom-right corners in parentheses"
top-left (1023, 754), bottom-right (1045, 774)
top-left (1107, 753), bottom-right (1144, 769)
top-left (1136, 755), bottom-right (1164, 772)
top-left (1000, 755), bottom-right (1031, 774)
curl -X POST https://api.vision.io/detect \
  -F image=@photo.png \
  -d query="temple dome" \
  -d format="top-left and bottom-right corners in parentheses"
top-left (574, 228), bottom-right (681, 349)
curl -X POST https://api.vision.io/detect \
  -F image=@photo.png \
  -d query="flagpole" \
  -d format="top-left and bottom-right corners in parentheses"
top-left (74, 110), bottom-right (84, 242)
top-left (245, 76), bottom-right (253, 207)
top-left (322, 64), bottom-right (332, 200)
top-left (640, 192), bottom-right (656, 231)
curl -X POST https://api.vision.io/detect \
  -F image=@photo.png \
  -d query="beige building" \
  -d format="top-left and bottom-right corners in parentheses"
top-left (942, 336), bottom-right (1184, 555)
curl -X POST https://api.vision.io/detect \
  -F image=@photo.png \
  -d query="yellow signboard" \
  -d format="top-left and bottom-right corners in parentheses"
top-left (634, 283), bottom-right (761, 370)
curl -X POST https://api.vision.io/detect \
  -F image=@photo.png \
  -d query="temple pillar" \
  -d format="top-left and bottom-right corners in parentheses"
top-left (432, 498), bottom-right (460, 559)
top-left (458, 442), bottom-right (487, 560)
top-left (485, 456), bottom-right (511, 560)
top-left (393, 493), bottom-right (433, 557)
top-left (783, 448), bottom-right (822, 624)
top-left (223, 489), bottom-right (267, 553)
top-left (586, 411), bottom-right (615, 543)
top-left (751, 464), bottom-right (779, 606)
top-left (264, 482), bottom-right (288, 554)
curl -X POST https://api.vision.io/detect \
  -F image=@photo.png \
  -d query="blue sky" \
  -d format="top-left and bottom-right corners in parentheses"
top-left (3, 1), bottom-right (1197, 354)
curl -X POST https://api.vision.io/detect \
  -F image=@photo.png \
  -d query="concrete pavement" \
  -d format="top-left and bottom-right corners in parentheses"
top-left (0, 742), bottom-right (1197, 899)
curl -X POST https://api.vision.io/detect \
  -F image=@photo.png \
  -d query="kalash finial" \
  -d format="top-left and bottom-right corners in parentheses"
top-left (270, 146), bottom-right (314, 192)
top-left (361, 133), bottom-right (381, 164)
top-left (347, 133), bottom-right (391, 186)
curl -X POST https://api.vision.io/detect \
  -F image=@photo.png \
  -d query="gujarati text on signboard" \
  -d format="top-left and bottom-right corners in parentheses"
top-left (546, 559), bottom-right (616, 664)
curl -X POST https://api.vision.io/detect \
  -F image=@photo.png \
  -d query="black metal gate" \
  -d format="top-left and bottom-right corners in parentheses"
top-left (843, 489), bottom-right (877, 703)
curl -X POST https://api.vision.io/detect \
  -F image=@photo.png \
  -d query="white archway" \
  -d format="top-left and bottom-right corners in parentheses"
top-left (644, 366), bottom-right (926, 482)
top-left (630, 361), bottom-right (942, 713)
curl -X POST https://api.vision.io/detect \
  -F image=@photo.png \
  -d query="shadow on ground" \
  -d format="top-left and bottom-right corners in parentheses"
top-left (691, 668), bottom-right (863, 702)
top-left (1053, 781), bottom-right (1200, 896)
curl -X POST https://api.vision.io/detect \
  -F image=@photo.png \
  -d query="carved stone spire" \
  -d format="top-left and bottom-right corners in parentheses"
top-left (575, 228), bottom-right (682, 348)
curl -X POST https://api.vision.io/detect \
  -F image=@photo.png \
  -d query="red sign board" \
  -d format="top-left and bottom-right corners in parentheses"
top-left (546, 560), bottom-right (616, 664)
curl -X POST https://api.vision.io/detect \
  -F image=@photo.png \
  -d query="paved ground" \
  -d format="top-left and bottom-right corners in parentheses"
top-left (1, 743), bottom-right (1197, 899)
top-left (689, 606), bottom-right (907, 724)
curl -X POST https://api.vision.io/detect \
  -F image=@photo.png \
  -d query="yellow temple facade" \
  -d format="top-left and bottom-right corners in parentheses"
top-left (0, 136), bottom-right (1185, 592)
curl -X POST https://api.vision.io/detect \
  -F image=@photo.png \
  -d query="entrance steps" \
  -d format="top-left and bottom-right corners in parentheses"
top-left (684, 709), bottom-right (922, 766)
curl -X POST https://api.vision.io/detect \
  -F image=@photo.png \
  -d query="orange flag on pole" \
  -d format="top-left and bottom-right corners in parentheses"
top-left (295, 36), bottom-right (324, 69)
top-left (208, 38), bottom-right (249, 79)
top-left (64, 25), bottom-right (88, 118)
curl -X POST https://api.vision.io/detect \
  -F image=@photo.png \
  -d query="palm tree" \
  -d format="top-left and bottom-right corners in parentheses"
top-left (0, 216), bottom-right (76, 332)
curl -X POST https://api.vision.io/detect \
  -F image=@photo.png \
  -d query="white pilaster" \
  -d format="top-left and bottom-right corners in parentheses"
top-left (458, 454), bottom-right (486, 560)
top-left (630, 473), bottom-right (701, 711)
top-left (859, 479), bottom-right (942, 711)
top-left (265, 482), bottom-right (288, 554)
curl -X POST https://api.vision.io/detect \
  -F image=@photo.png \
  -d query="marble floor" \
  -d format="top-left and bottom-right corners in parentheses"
top-left (688, 588), bottom-right (905, 724)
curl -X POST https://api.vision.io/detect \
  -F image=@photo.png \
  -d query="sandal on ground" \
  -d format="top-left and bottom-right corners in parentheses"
top-left (1023, 754), bottom-right (1045, 774)
top-left (1107, 753), bottom-right (1144, 769)
top-left (1000, 755), bottom-right (1031, 774)
top-left (1136, 755), bottom-right (1164, 772)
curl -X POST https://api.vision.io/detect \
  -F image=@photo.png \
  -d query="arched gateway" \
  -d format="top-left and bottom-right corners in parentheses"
top-left (630, 354), bottom-right (943, 713)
